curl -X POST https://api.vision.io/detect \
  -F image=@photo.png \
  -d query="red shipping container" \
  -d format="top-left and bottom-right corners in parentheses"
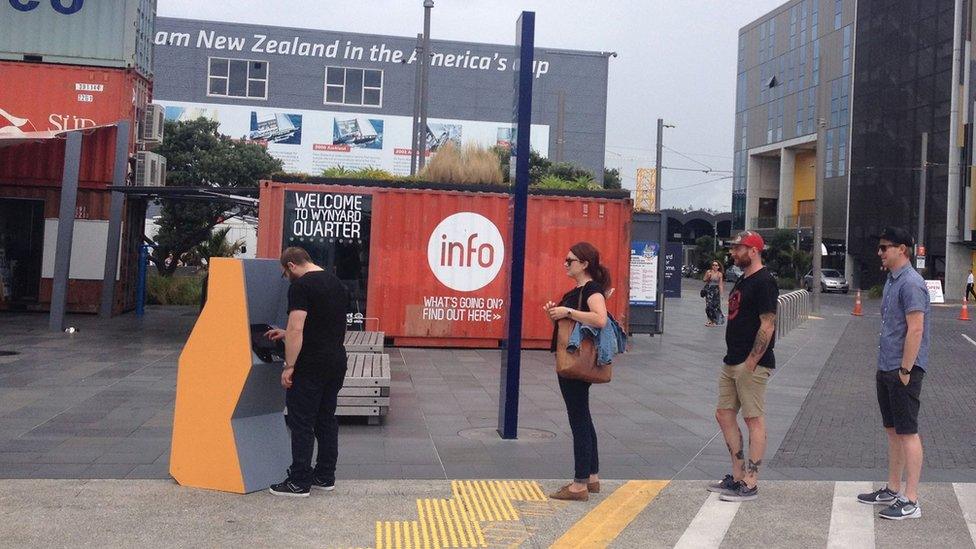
top-left (257, 181), bottom-right (632, 349)
top-left (0, 61), bottom-right (148, 141)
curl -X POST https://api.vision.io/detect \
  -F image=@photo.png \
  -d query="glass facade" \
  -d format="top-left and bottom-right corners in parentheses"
top-left (848, 0), bottom-right (954, 288)
top-left (732, 0), bottom-right (851, 231)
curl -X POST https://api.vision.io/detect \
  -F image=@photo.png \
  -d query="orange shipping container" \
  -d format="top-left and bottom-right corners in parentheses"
top-left (0, 61), bottom-right (148, 140)
top-left (257, 181), bottom-right (632, 349)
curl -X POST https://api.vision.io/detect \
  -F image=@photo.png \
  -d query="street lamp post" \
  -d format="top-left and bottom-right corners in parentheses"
top-left (655, 118), bottom-right (675, 333)
top-left (417, 0), bottom-right (434, 172)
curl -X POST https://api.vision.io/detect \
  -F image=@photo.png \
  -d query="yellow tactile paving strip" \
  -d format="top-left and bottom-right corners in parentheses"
top-left (373, 480), bottom-right (548, 549)
top-left (551, 480), bottom-right (669, 548)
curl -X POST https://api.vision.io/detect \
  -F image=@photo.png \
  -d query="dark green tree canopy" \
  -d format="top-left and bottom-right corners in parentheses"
top-left (150, 118), bottom-right (282, 275)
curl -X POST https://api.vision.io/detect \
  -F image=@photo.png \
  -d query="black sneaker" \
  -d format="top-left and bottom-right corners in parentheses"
top-left (879, 499), bottom-right (921, 520)
top-left (311, 475), bottom-right (335, 491)
top-left (719, 483), bottom-right (758, 502)
top-left (706, 474), bottom-right (741, 496)
top-left (269, 479), bottom-right (310, 498)
top-left (857, 486), bottom-right (898, 505)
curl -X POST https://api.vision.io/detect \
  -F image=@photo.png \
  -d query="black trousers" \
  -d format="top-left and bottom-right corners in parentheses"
top-left (558, 376), bottom-right (599, 482)
top-left (966, 283), bottom-right (976, 301)
top-left (285, 359), bottom-right (346, 488)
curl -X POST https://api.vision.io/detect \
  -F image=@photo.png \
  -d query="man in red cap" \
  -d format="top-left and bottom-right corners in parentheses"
top-left (706, 230), bottom-right (779, 502)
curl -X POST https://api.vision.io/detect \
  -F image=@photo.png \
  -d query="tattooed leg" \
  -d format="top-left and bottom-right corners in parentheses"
top-left (716, 408), bottom-right (745, 481)
top-left (743, 415), bottom-right (767, 487)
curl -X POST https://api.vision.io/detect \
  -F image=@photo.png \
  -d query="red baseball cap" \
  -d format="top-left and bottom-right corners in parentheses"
top-left (730, 230), bottom-right (765, 251)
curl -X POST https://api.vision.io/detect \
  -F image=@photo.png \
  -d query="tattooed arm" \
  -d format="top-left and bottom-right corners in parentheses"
top-left (744, 312), bottom-right (776, 371)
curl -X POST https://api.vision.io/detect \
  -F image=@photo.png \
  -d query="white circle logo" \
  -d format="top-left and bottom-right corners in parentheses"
top-left (427, 212), bottom-right (505, 292)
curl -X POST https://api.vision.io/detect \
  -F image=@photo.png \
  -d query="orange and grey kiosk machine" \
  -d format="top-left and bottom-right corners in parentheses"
top-left (170, 258), bottom-right (291, 493)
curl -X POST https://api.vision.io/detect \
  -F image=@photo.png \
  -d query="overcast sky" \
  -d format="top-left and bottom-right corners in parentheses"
top-left (158, 0), bottom-right (786, 211)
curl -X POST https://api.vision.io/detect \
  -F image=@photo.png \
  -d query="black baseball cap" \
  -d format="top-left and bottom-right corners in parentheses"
top-left (873, 226), bottom-right (915, 247)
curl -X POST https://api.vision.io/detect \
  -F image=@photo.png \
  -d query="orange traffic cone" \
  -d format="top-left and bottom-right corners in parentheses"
top-left (961, 297), bottom-right (971, 321)
top-left (852, 290), bottom-right (864, 316)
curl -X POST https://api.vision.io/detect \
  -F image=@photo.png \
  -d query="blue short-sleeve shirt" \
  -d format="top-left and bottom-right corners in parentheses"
top-left (878, 263), bottom-right (931, 371)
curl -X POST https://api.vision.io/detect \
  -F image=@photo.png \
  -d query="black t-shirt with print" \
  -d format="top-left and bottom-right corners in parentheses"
top-left (288, 270), bottom-right (349, 372)
top-left (724, 267), bottom-right (779, 367)
top-left (550, 281), bottom-right (604, 352)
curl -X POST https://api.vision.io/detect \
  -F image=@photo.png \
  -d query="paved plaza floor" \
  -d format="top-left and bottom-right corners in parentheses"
top-left (1, 280), bottom-right (975, 547)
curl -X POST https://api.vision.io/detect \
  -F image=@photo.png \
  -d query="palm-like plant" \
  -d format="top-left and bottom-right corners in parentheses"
top-left (187, 227), bottom-right (245, 269)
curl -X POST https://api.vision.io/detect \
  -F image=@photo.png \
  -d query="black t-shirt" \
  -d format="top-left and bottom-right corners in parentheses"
top-left (724, 267), bottom-right (778, 367)
top-left (550, 281), bottom-right (604, 352)
top-left (288, 270), bottom-right (349, 371)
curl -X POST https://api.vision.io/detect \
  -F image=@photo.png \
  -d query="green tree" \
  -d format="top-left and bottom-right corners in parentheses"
top-left (694, 236), bottom-right (726, 272)
top-left (603, 167), bottom-right (622, 189)
top-left (151, 118), bottom-right (282, 276)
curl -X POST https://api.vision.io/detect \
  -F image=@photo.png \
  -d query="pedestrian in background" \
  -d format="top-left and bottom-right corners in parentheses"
top-left (966, 269), bottom-right (975, 302)
top-left (265, 246), bottom-right (349, 498)
top-left (703, 260), bottom-right (726, 327)
top-left (544, 242), bottom-right (610, 502)
top-left (857, 227), bottom-right (930, 520)
top-left (708, 231), bottom-right (778, 502)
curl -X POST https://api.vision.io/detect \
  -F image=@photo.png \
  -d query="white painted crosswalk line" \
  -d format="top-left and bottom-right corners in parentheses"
top-left (673, 492), bottom-right (740, 549)
top-left (827, 481), bottom-right (875, 549)
top-left (953, 483), bottom-right (976, 546)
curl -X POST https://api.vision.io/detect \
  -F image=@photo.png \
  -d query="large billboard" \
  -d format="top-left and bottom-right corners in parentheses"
top-left (157, 100), bottom-right (550, 176)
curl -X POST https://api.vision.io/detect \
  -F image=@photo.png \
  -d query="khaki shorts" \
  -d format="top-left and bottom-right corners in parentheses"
top-left (717, 363), bottom-right (772, 418)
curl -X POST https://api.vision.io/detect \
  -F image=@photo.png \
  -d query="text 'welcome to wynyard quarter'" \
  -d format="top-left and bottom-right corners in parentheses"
top-left (289, 193), bottom-right (364, 240)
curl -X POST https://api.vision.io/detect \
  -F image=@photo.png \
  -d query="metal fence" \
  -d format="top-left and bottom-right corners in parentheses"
top-left (776, 290), bottom-right (811, 341)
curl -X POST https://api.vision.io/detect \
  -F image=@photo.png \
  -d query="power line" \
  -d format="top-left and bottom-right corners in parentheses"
top-left (663, 145), bottom-right (714, 172)
top-left (662, 175), bottom-right (733, 191)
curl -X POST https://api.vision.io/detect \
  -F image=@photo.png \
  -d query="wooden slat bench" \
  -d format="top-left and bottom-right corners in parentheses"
top-left (338, 352), bottom-right (390, 425)
top-left (343, 331), bottom-right (385, 353)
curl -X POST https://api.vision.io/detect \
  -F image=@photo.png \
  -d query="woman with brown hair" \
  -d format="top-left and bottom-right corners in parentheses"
top-left (703, 260), bottom-right (725, 327)
top-left (543, 241), bottom-right (610, 501)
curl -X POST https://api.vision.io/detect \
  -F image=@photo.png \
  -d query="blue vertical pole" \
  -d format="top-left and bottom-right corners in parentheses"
top-left (498, 11), bottom-right (535, 440)
top-left (136, 244), bottom-right (149, 317)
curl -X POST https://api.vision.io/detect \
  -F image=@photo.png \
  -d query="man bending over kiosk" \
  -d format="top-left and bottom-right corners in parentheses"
top-left (266, 246), bottom-right (349, 497)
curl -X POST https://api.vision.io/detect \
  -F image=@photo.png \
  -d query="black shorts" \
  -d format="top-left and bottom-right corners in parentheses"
top-left (876, 368), bottom-right (925, 435)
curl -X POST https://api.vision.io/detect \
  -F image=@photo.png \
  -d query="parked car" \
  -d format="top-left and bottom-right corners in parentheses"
top-left (725, 264), bottom-right (743, 282)
top-left (803, 269), bottom-right (849, 293)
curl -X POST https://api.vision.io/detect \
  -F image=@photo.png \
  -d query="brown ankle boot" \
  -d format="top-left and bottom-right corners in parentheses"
top-left (550, 483), bottom-right (589, 501)
top-left (588, 481), bottom-right (600, 493)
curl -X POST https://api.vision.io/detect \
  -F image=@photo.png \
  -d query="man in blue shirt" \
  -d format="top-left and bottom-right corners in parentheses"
top-left (857, 227), bottom-right (931, 521)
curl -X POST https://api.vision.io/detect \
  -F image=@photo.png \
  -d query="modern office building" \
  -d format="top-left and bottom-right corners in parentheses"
top-left (734, 0), bottom-right (976, 295)
top-left (151, 17), bottom-right (613, 180)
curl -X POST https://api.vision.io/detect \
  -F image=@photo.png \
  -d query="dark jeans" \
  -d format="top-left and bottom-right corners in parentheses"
top-left (558, 376), bottom-right (599, 482)
top-left (285, 359), bottom-right (346, 488)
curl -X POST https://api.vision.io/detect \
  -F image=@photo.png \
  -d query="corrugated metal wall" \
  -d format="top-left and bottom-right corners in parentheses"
top-left (0, 0), bottom-right (156, 77)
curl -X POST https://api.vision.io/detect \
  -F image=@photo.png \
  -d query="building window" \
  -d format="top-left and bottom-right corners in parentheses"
top-left (811, 0), bottom-right (819, 38)
top-left (812, 39), bottom-right (820, 85)
top-left (325, 67), bottom-right (383, 107)
top-left (799, 0), bottom-right (808, 46)
top-left (799, 43), bottom-right (807, 89)
top-left (825, 128), bottom-right (835, 177)
top-left (834, 0), bottom-right (842, 30)
top-left (790, 6), bottom-right (798, 50)
top-left (768, 103), bottom-right (775, 143)
top-left (842, 25), bottom-right (852, 75)
top-left (740, 110), bottom-right (748, 150)
top-left (759, 22), bottom-right (767, 63)
top-left (807, 87), bottom-right (815, 133)
top-left (796, 91), bottom-right (805, 136)
top-left (738, 33), bottom-right (746, 64)
top-left (207, 57), bottom-right (268, 99)
top-left (838, 126), bottom-right (847, 176)
top-left (767, 18), bottom-right (776, 61)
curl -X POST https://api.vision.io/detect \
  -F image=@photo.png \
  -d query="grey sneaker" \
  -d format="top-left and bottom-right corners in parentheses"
top-left (857, 486), bottom-right (898, 505)
top-left (719, 483), bottom-right (758, 502)
top-left (879, 499), bottom-right (921, 520)
top-left (706, 474), bottom-right (741, 496)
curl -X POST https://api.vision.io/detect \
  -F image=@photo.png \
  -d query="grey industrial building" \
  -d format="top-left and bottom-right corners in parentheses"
top-left (151, 17), bottom-right (612, 180)
top-left (734, 0), bottom-right (976, 296)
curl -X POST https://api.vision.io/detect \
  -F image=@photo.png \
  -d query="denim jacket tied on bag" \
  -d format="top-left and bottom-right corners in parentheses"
top-left (566, 314), bottom-right (627, 366)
